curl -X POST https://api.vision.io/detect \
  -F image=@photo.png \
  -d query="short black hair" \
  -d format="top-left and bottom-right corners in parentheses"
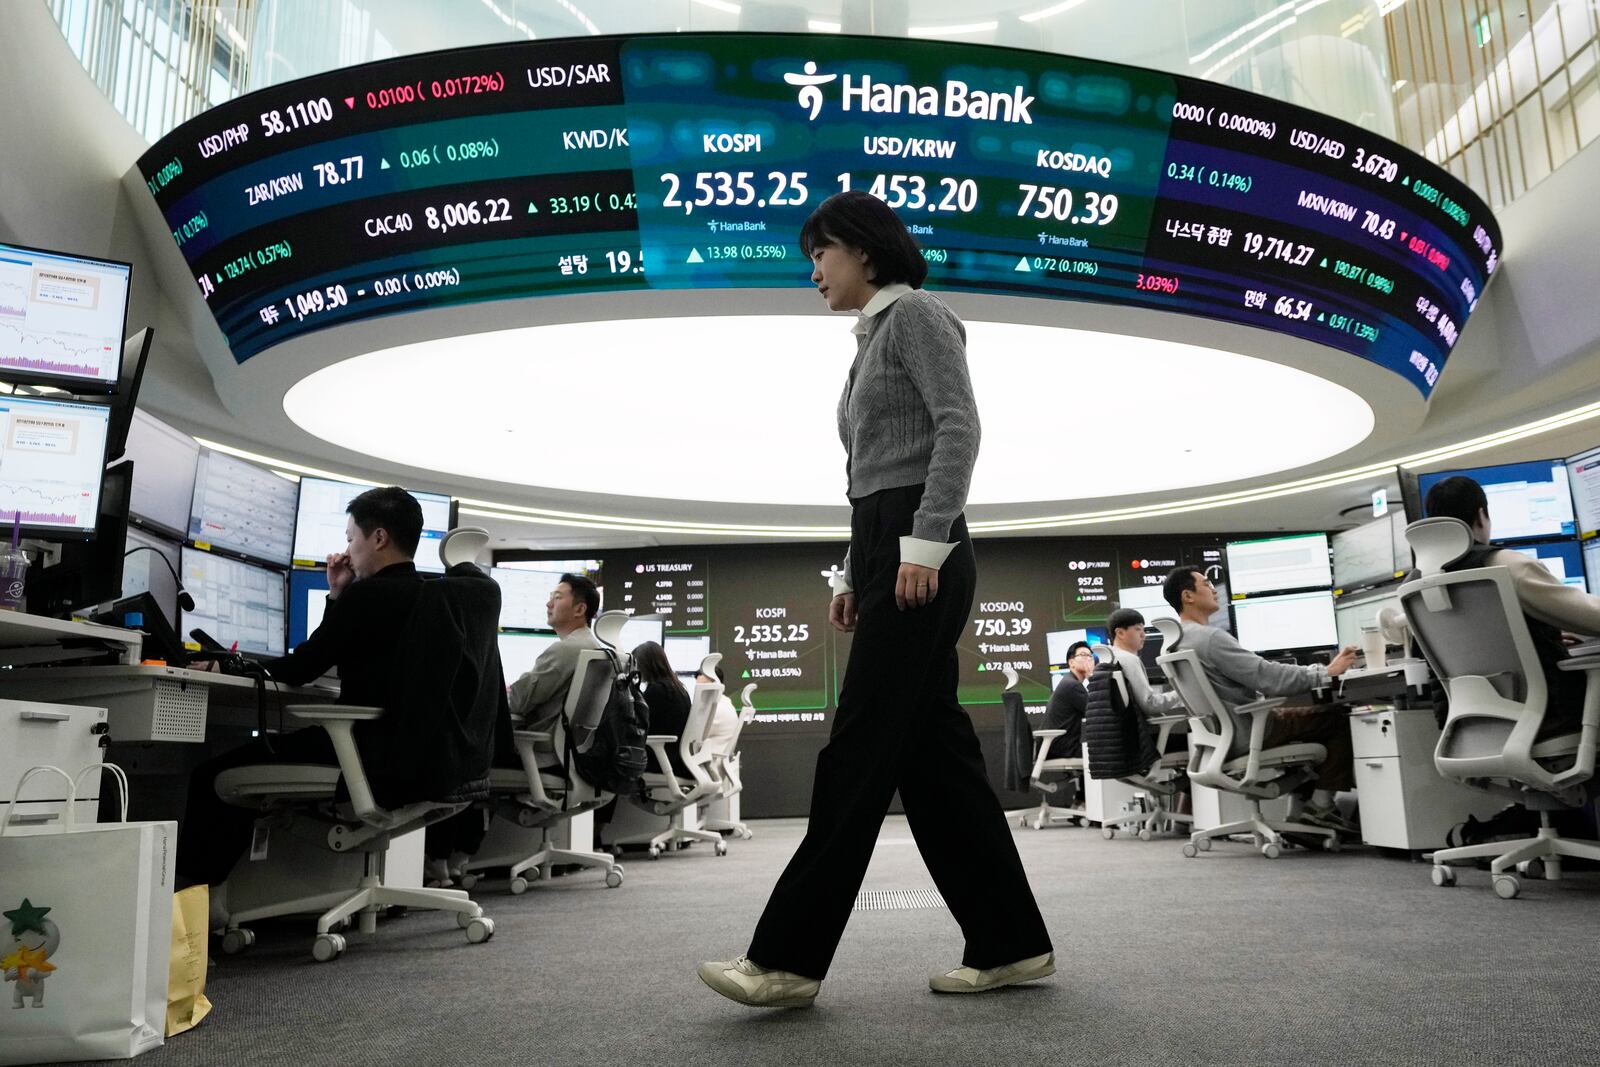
top-left (346, 486), bottom-right (423, 557)
top-left (559, 573), bottom-right (600, 623)
top-left (799, 190), bottom-right (929, 288)
top-left (1424, 475), bottom-right (1489, 528)
top-left (1163, 567), bottom-right (1205, 612)
top-left (1066, 640), bottom-right (1091, 663)
top-left (1107, 608), bottom-right (1146, 635)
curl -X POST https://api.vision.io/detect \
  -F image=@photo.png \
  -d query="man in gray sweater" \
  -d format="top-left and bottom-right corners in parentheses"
top-left (508, 573), bottom-right (602, 734)
top-left (1163, 566), bottom-right (1358, 829)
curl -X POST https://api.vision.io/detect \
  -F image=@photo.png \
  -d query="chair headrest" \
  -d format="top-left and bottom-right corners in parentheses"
top-left (1148, 616), bottom-right (1182, 652)
top-left (1091, 644), bottom-right (1115, 666)
top-left (592, 610), bottom-right (633, 649)
top-left (439, 526), bottom-right (489, 568)
top-left (739, 682), bottom-right (758, 709)
top-left (1002, 666), bottom-right (1019, 691)
top-left (1405, 517), bottom-right (1474, 576)
top-left (698, 652), bottom-right (723, 679)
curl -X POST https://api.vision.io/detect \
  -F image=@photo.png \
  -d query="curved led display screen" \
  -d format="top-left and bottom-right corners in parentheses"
top-left (136, 33), bottom-right (1499, 396)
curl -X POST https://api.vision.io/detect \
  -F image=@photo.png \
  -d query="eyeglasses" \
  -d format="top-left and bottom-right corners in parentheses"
top-left (1070, 651), bottom-right (1094, 660)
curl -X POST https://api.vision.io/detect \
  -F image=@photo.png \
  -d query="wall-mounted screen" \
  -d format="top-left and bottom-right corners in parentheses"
top-left (1226, 533), bottom-right (1332, 596)
top-left (1232, 589), bottom-right (1337, 653)
top-left (1045, 627), bottom-right (1107, 666)
top-left (0, 241), bottom-right (130, 389)
top-left (180, 546), bottom-right (287, 656)
top-left (0, 394), bottom-right (112, 537)
top-left (188, 447), bottom-right (298, 564)
top-left (122, 409), bottom-right (198, 537)
top-left (497, 630), bottom-right (560, 684)
top-left (1417, 460), bottom-right (1575, 543)
top-left (135, 33), bottom-right (1496, 396)
top-left (291, 476), bottom-right (452, 572)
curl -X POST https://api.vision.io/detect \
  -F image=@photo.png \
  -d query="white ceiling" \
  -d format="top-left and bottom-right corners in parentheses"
top-left (282, 315), bottom-right (1376, 508)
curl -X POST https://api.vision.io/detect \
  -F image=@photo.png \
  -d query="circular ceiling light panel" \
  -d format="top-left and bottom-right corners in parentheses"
top-left (283, 316), bottom-right (1374, 507)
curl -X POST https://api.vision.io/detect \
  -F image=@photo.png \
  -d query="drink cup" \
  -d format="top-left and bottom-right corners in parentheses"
top-left (0, 547), bottom-right (29, 611)
top-left (1360, 623), bottom-right (1386, 670)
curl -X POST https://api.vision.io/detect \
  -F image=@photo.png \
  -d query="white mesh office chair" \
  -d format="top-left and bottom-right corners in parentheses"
top-left (1003, 668), bottom-right (1087, 830)
top-left (1090, 640), bottom-right (1194, 842)
top-left (628, 655), bottom-right (727, 858)
top-left (213, 530), bottom-right (500, 960)
top-left (702, 681), bottom-right (759, 840)
top-left (1400, 517), bottom-right (1600, 898)
top-left (1158, 646), bottom-right (1337, 858)
top-left (462, 612), bottom-right (633, 892)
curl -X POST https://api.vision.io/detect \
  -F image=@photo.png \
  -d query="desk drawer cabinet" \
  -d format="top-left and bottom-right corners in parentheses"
top-left (1350, 707), bottom-right (1505, 850)
top-left (0, 699), bottom-right (109, 834)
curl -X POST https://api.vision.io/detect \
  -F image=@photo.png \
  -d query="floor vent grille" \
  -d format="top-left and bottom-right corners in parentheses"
top-left (853, 889), bottom-right (947, 912)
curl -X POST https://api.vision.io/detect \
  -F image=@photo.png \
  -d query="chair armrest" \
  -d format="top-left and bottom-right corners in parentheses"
top-left (1556, 655), bottom-right (1600, 671)
top-left (1033, 729), bottom-right (1067, 739)
top-left (509, 730), bottom-right (560, 811)
top-left (1237, 698), bottom-right (1285, 787)
top-left (645, 737), bottom-right (681, 782)
top-left (1236, 697), bottom-right (1286, 717)
top-left (285, 704), bottom-right (385, 820)
top-left (1147, 713), bottom-right (1188, 752)
top-left (646, 734), bottom-right (679, 743)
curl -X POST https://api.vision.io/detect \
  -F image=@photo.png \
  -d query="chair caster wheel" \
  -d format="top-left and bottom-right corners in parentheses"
top-left (509, 876), bottom-right (529, 895)
top-left (1431, 865), bottom-right (1456, 887)
top-left (1101, 827), bottom-right (1115, 840)
top-left (740, 829), bottom-right (754, 840)
top-left (648, 846), bottom-right (662, 859)
top-left (1323, 836), bottom-right (1342, 853)
top-left (456, 910), bottom-right (476, 929)
top-left (605, 869), bottom-right (624, 888)
top-left (465, 916), bottom-right (495, 943)
top-left (459, 872), bottom-right (479, 890)
top-left (1517, 858), bottom-right (1546, 879)
top-left (1196, 837), bottom-right (1212, 851)
top-left (1261, 843), bottom-right (1282, 859)
top-left (220, 928), bottom-right (254, 955)
top-left (1138, 828), bottom-right (1154, 842)
top-left (715, 841), bottom-right (728, 856)
top-left (312, 933), bottom-right (345, 962)
top-left (1493, 874), bottom-right (1521, 900)
top-left (1182, 843), bottom-right (1199, 858)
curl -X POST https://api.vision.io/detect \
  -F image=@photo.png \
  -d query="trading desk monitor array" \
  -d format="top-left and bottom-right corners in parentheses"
top-left (122, 409), bottom-right (200, 538)
top-left (188, 447), bottom-right (298, 565)
top-left (180, 546), bottom-right (287, 657)
top-left (0, 241), bottom-right (131, 392)
top-left (1225, 533), bottom-right (1336, 655)
top-left (1417, 460), bottom-right (1575, 543)
top-left (24, 461), bottom-right (132, 618)
top-left (1331, 510), bottom-right (1409, 592)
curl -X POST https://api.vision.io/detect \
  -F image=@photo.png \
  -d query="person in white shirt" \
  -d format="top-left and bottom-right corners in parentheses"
top-left (1105, 608), bottom-right (1183, 717)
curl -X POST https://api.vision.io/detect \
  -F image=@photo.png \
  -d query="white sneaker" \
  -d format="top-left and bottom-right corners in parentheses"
top-left (698, 955), bottom-right (820, 1008)
top-left (929, 952), bottom-right (1056, 994)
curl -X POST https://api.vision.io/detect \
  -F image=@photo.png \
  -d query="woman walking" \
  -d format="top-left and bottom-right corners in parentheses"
top-left (698, 191), bottom-right (1054, 1008)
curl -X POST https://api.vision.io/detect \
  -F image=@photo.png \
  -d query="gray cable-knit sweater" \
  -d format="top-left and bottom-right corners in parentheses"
top-left (838, 287), bottom-right (980, 582)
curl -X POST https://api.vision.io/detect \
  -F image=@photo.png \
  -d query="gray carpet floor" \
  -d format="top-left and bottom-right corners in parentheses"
top-left (75, 817), bottom-right (1600, 1067)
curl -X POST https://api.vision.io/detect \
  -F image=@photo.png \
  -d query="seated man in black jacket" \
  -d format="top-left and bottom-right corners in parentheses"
top-left (1043, 640), bottom-right (1093, 758)
top-left (176, 487), bottom-right (433, 892)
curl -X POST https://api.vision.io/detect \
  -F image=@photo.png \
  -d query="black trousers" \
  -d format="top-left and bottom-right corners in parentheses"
top-left (747, 485), bottom-right (1052, 980)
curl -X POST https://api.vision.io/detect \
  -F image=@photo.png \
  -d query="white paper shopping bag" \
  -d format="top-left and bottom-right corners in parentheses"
top-left (0, 765), bottom-right (176, 1066)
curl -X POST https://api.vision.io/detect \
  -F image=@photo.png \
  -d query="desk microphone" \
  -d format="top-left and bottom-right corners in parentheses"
top-left (123, 546), bottom-right (195, 612)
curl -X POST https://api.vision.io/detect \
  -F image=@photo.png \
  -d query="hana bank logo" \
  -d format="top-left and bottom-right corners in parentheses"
top-left (784, 62), bottom-right (837, 121)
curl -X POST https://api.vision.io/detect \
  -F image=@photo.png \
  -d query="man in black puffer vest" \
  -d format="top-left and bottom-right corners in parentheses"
top-left (1421, 476), bottom-right (1600, 739)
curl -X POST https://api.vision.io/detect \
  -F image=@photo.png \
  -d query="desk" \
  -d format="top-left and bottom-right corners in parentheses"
top-left (0, 666), bottom-right (336, 742)
top-left (1349, 705), bottom-right (1505, 850)
top-left (0, 610), bottom-right (143, 667)
top-left (1335, 657), bottom-right (1433, 703)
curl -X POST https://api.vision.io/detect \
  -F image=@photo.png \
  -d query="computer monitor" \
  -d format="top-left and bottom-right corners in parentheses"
top-left (121, 524), bottom-right (182, 630)
top-left (616, 615), bottom-right (666, 652)
top-left (1331, 511), bottom-right (1406, 590)
top-left (292, 476), bottom-right (453, 573)
top-left (1225, 533), bottom-right (1332, 596)
top-left (0, 241), bottom-right (131, 391)
top-left (1046, 627), bottom-right (1107, 665)
top-left (490, 566), bottom-right (561, 630)
top-left (104, 329), bottom-right (152, 459)
top-left (287, 568), bottom-right (331, 647)
top-left (1505, 540), bottom-right (1587, 590)
top-left (179, 546), bottom-right (287, 656)
top-left (187, 447), bottom-right (297, 565)
top-left (1587, 541), bottom-right (1600, 596)
top-left (122, 408), bottom-right (197, 538)
top-left (1417, 460), bottom-right (1576, 542)
top-left (1334, 588), bottom-right (1403, 649)
top-left (497, 631), bottom-right (561, 684)
top-left (0, 394), bottom-right (113, 538)
top-left (1565, 445), bottom-right (1600, 538)
top-left (24, 460), bottom-right (131, 618)
top-left (1118, 584), bottom-right (1172, 617)
top-left (664, 634), bottom-right (712, 674)
top-left (1232, 590), bottom-right (1338, 654)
